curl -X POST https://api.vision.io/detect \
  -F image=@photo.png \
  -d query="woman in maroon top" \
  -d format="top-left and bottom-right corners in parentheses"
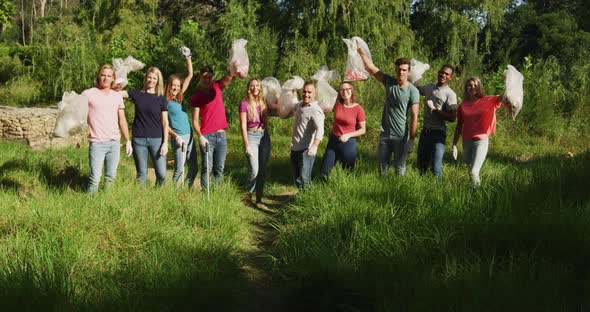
top-left (320, 82), bottom-right (367, 177)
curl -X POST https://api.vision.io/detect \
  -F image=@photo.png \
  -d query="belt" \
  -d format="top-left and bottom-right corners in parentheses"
top-left (247, 128), bottom-right (265, 133)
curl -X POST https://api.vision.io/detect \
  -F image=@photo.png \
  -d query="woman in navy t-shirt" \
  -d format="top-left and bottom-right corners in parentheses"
top-left (120, 67), bottom-right (169, 186)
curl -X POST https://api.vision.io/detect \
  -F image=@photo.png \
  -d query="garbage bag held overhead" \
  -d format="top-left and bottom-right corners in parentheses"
top-left (261, 77), bottom-right (281, 105)
top-left (343, 36), bottom-right (372, 82)
top-left (229, 39), bottom-right (249, 79)
top-left (277, 76), bottom-right (305, 118)
top-left (503, 65), bottom-right (524, 120)
top-left (409, 58), bottom-right (430, 83)
top-left (113, 55), bottom-right (145, 88)
top-left (312, 65), bottom-right (339, 111)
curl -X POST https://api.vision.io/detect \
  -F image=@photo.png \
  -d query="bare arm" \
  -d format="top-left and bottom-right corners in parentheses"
top-left (409, 104), bottom-right (419, 140)
top-left (117, 108), bottom-right (130, 142)
top-left (434, 109), bottom-right (457, 122)
top-left (357, 47), bottom-right (384, 83)
top-left (119, 90), bottom-right (129, 98)
top-left (161, 111), bottom-right (169, 144)
top-left (239, 111), bottom-right (249, 148)
top-left (181, 56), bottom-right (194, 94)
top-left (346, 121), bottom-right (366, 138)
top-left (191, 107), bottom-right (202, 137)
top-left (453, 119), bottom-right (463, 146)
top-left (219, 72), bottom-right (235, 89)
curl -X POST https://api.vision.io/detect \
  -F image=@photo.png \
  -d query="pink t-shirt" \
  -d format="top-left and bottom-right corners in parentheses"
top-left (190, 81), bottom-right (228, 135)
top-left (239, 100), bottom-right (265, 129)
top-left (83, 87), bottom-right (124, 143)
top-left (458, 95), bottom-right (502, 140)
top-left (332, 103), bottom-right (366, 137)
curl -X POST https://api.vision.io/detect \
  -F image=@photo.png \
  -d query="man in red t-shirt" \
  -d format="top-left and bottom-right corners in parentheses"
top-left (191, 66), bottom-right (236, 191)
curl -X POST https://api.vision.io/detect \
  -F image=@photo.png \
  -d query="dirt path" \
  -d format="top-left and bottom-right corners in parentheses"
top-left (242, 192), bottom-right (296, 311)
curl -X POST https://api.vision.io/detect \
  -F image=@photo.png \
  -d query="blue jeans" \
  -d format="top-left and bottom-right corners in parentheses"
top-left (377, 132), bottom-right (408, 176)
top-left (171, 133), bottom-right (198, 188)
top-left (417, 129), bottom-right (446, 178)
top-left (200, 131), bottom-right (227, 191)
top-left (132, 137), bottom-right (167, 186)
top-left (463, 138), bottom-right (489, 187)
top-left (246, 130), bottom-right (271, 194)
top-left (320, 133), bottom-right (358, 177)
top-left (87, 140), bottom-right (120, 193)
top-left (291, 148), bottom-right (315, 189)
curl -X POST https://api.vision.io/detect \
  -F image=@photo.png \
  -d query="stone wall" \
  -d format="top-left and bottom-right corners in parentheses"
top-left (0, 106), bottom-right (86, 149)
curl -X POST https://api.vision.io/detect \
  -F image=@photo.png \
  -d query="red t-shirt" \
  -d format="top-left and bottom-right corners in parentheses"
top-left (190, 81), bottom-right (228, 135)
top-left (458, 95), bottom-right (502, 140)
top-left (331, 103), bottom-right (366, 137)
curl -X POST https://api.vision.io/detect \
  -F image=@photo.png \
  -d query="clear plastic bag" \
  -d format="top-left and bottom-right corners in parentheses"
top-left (409, 58), bottom-right (430, 83)
top-left (229, 39), bottom-right (249, 79)
top-left (261, 77), bottom-right (281, 105)
top-left (53, 91), bottom-right (89, 138)
top-left (343, 36), bottom-right (372, 82)
top-left (312, 65), bottom-right (339, 111)
top-left (277, 76), bottom-right (305, 118)
top-left (503, 65), bottom-right (524, 120)
top-left (113, 56), bottom-right (145, 88)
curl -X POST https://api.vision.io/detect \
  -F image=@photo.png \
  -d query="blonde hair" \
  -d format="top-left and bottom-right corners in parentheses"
top-left (95, 64), bottom-right (117, 89)
top-left (143, 67), bottom-right (165, 96)
top-left (463, 76), bottom-right (486, 100)
top-left (165, 74), bottom-right (184, 103)
top-left (246, 78), bottom-right (266, 122)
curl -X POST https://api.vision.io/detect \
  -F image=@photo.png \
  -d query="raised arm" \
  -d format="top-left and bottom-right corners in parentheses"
top-left (357, 47), bottom-right (384, 83)
top-left (219, 72), bottom-right (235, 89)
top-left (181, 55), bottom-right (194, 94)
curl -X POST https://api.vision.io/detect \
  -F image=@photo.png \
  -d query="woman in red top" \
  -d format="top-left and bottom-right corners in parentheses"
top-left (320, 82), bottom-right (366, 177)
top-left (452, 77), bottom-right (512, 187)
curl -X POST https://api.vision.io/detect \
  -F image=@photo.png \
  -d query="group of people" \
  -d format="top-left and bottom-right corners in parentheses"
top-left (83, 45), bottom-right (513, 204)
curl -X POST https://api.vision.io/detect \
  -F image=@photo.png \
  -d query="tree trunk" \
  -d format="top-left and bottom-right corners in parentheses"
top-left (39, 0), bottom-right (47, 18)
top-left (21, 0), bottom-right (26, 45)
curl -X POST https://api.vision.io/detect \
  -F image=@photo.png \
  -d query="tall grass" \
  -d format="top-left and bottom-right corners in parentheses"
top-left (270, 135), bottom-right (590, 310)
top-left (0, 142), bottom-right (259, 310)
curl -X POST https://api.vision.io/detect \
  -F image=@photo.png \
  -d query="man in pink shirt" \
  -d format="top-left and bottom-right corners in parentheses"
top-left (84, 64), bottom-right (131, 193)
top-left (191, 66), bottom-right (236, 191)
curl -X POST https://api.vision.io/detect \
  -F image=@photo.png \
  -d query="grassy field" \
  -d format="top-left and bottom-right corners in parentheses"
top-left (0, 114), bottom-right (589, 310)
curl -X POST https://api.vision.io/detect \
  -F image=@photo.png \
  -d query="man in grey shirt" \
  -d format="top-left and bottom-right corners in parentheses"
top-left (290, 82), bottom-right (325, 189)
top-left (416, 64), bottom-right (458, 178)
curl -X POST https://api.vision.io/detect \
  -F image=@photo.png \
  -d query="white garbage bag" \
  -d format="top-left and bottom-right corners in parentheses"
top-left (229, 39), bottom-right (249, 79)
top-left (261, 77), bottom-right (281, 105)
top-left (409, 58), bottom-right (430, 83)
top-left (113, 55), bottom-right (145, 88)
top-left (312, 65), bottom-right (339, 111)
top-left (277, 76), bottom-right (305, 118)
top-left (53, 91), bottom-right (89, 138)
top-left (343, 36), bottom-right (372, 82)
top-left (504, 65), bottom-right (524, 120)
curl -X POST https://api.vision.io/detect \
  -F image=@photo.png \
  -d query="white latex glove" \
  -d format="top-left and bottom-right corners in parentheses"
top-left (125, 141), bottom-right (133, 157)
top-left (406, 139), bottom-right (414, 154)
top-left (180, 46), bottom-right (192, 57)
top-left (198, 136), bottom-right (209, 148)
top-left (307, 145), bottom-right (318, 156)
top-left (339, 133), bottom-right (351, 143)
top-left (426, 100), bottom-right (435, 111)
top-left (175, 135), bottom-right (185, 147)
top-left (160, 143), bottom-right (168, 156)
top-left (245, 146), bottom-right (254, 157)
top-left (452, 145), bottom-right (458, 161)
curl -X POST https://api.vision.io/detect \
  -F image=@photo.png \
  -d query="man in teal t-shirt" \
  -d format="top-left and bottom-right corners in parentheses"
top-left (358, 51), bottom-right (420, 175)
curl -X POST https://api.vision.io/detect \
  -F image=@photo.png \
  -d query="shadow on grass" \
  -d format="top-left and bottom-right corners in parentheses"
top-left (38, 161), bottom-right (87, 192)
top-left (0, 240), bottom-right (249, 311)
top-left (270, 151), bottom-right (590, 311)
